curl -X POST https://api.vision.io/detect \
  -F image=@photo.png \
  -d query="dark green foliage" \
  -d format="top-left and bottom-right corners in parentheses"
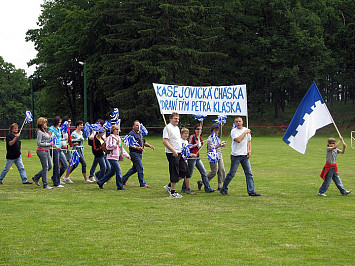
top-left (0, 57), bottom-right (31, 128)
top-left (25, 0), bottom-right (354, 124)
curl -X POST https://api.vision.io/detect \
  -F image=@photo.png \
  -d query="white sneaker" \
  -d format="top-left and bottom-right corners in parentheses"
top-left (164, 185), bottom-right (171, 193)
top-left (89, 176), bottom-right (95, 182)
top-left (63, 178), bottom-right (73, 184)
top-left (318, 192), bottom-right (327, 197)
top-left (44, 186), bottom-right (53, 190)
top-left (342, 190), bottom-right (351, 196)
top-left (60, 180), bottom-right (66, 185)
top-left (55, 185), bottom-right (65, 188)
top-left (85, 180), bottom-right (94, 183)
top-left (169, 192), bottom-right (183, 198)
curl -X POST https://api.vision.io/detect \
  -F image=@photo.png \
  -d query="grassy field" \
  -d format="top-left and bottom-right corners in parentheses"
top-left (0, 135), bottom-right (354, 265)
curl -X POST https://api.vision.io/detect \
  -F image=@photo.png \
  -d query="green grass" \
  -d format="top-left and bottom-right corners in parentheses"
top-left (0, 136), bottom-right (354, 265)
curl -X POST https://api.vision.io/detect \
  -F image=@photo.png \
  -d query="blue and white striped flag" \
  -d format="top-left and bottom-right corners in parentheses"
top-left (213, 115), bottom-right (227, 126)
top-left (50, 133), bottom-right (58, 146)
top-left (110, 108), bottom-right (119, 122)
top-left (210, 132), bottom-right (221, 148)
top-left (25, 111), bottom-right (33, 123)
top-left (181, 143), bottom-right (192, 160)
top-left (193, 114), bottom-right (207, 121)
top-left (122, 135), bottom-right (139, 147)
top-left (68, 150), bottom-right (80, 172)
top-left (207, 149), bottom-right (219, 163)
top-left (283, 82), bottom-right (333, 154)
top-left (60, 121), bottom-right (69, 135)
top-left (103, 120), bottom-right (112, 132)
top-left (91, 123), bottom-right (102, 132)
top-left (140, 124), bottom-right (148, 136)
top-left (83, 122), bottom-right (91, 139)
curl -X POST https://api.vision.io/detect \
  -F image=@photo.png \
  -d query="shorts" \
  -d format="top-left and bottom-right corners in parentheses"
top-left (166, 153), bottom-right (190, 183)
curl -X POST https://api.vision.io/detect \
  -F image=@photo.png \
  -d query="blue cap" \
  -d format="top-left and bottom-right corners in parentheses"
top-left (98, 128), bottom-right (105, 133)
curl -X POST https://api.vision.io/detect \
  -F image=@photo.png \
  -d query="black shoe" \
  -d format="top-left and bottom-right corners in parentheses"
top-left (197, 180), bottom-right (203, 190)
top-left (23, 181), bottom-right (33, 184)
top-left (0, 181), bottom-right (3, 185)
top-left (249, 192), bottom-right (261, 196)
top-left (97, 181), bottom-right (103, 189)
top-left (206, 189), bottom-right (215, 193)
top-left (32, 177), bottom-right (40, 186)
top-left (217, 186), bottom-right (222, 191)
top-left (220, 189), bottom-right (229, 196)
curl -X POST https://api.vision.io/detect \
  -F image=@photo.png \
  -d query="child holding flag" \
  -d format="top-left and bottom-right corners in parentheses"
top-left (318, 137), bottom-right (351, 196)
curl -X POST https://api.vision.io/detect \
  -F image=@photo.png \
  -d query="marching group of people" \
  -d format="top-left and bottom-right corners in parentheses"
top-left (0, 113), bottom-right (351, 198)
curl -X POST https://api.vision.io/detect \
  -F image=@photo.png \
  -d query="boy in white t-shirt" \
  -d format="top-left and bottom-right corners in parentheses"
top-left (220, 116), bottom-right (260, 196)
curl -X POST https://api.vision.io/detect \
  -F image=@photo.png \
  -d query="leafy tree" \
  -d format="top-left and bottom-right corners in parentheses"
top-left (0, 57), bottom-right (31, 128)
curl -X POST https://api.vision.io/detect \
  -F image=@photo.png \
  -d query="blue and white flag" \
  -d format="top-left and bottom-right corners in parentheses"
top-left (90, 123), bottom-right (102, 132)
top-left (207, 149), bottom-right (219, 163)
top-left (83, 122), bottom-right (92, 139)
top-left (50, 133), bottom-right (58, 146)
top-left (140, 124), bottom-right (148, 136)
top-left (68, 150), bottom-right (80, 172)
top-left (283, 82), bottom-right (333, 154)
top-left (193, 114), bottom-right (207, 121)
top-left (103, 120), bottom-right (112, 132)
top-left (60, 121), bottom-right (69, 135)
top-left (181, 143), bottom-right (192, 160)
top-left (213, 115), bottom-right (227, 126)
top-left (122, 135), bottom-right (139, 147)
top-left (25, 111), bottom-right (33, 123)
top-left (110, 108), bottom-right (119, 122)
top-left (210, 132), bottom-right (221, 148)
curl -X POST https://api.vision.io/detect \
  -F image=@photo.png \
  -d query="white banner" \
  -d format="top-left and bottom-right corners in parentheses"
top-left (153, 83), bottom-right (247, 116)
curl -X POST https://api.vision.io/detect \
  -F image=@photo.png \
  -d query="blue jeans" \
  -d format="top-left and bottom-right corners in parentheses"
top-left (97, 159), bottom-right (124, 190)
top-left (90, 157), bottom-right (107, 180)
top-left (33, 150), bottom-right (52, 188)
top-left (90, 156), bottom-right (110, 177)
top-left (122, 152), bottom-right (146, 187)
top-left (51, 149), bottom-right (68, 186)
top-left (222, 155), bottom-right (255, 194)
top-left (183, 157), bottom-right (213, 192)
top-left (319, 168), bottom-right (347, 195)
top-left (90, 155), bottom-right (111, 177)
top-left (0, 155), bottom-right (28, 183)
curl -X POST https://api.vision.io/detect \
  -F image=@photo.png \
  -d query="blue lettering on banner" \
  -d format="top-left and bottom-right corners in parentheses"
top-left (213, 101), bottom-right (242, 113)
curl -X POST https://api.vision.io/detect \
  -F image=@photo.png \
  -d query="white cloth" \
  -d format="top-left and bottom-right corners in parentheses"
top-left (230, 127), bottom-right (251, 156)
top-left (163, 123), bottom-right (182, 153)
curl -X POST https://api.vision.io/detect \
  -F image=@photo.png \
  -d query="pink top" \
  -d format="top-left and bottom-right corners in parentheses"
top-left (106, 134), bottom-right (129, 161)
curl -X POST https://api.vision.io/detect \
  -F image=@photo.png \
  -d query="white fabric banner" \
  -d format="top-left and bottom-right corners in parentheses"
top-left (153, 83), bottom-right (247, 116)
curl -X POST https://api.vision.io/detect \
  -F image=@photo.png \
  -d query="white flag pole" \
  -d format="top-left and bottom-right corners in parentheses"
top-left (19, 118), bottom-right (27, 134)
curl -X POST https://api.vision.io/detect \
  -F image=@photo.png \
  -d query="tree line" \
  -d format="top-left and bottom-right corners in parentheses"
top-left (22, 0), bottom-right (354, 126)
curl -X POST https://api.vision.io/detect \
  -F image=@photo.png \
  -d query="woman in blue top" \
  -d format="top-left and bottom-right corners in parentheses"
top-left (48, 116), bottom-right (68, 188)
top-left (64, 120), bottom-right (93, 183)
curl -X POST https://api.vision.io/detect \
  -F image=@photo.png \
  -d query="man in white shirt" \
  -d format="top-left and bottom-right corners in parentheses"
top-left (220, 116), bottom-right (261, 196)
top-left (163, 112), bottom-right (188, 198)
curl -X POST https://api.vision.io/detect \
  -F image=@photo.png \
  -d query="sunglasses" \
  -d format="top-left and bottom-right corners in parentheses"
top-left (195, 128), bottom-right (202, 130)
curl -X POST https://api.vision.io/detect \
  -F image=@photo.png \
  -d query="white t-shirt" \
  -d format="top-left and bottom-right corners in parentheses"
top-left (230, 127), bottom-right (251, 156)
top-left (163, 123), bottom-right (182, 153)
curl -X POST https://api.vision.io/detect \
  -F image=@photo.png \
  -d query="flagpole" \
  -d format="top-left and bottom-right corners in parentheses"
top-left (161, 113), bottom-right (172, 143)
top-left (19, 118), bottom-right (27, 134)
top-left (325, 106), bottom-right (345, 144)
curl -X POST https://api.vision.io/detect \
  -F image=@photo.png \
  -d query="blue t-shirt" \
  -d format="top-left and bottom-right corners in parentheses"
top-left (48, 126), bottom-right (62, 148)
top-left (71, 131), bottom-right (84, 149)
